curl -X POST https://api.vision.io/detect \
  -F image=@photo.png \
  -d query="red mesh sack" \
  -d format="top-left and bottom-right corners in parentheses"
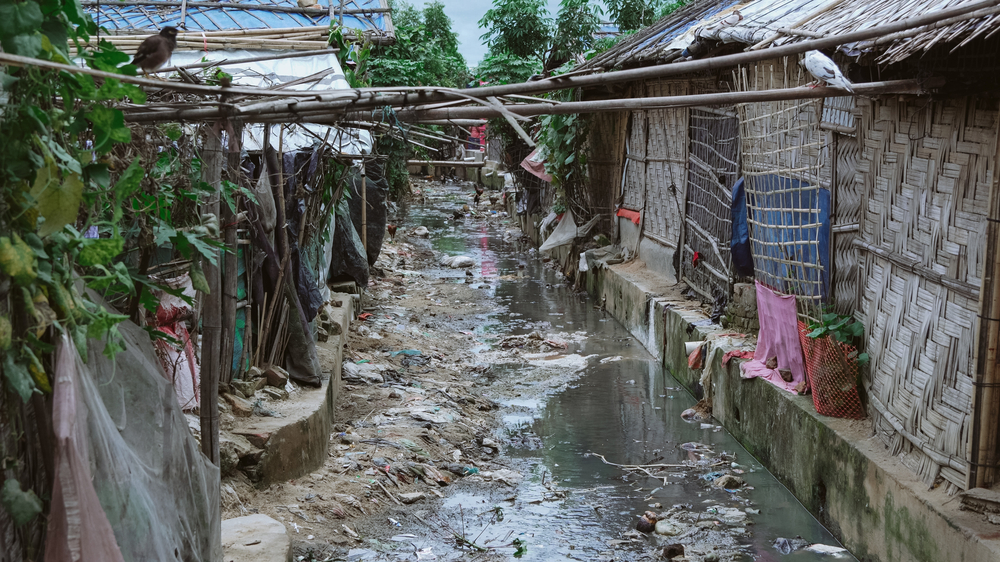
top-left (797, 321), bottom-right (866, 420)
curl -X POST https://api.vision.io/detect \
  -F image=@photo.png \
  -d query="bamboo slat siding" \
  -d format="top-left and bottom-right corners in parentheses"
top-left (585, 111), bottom-right (628, 222)
top-left (622, 110), bottom-right (648, 212)
top-left (857, 95), bottom-right (999, 490)
top-left (643, 80), bottom-right (689, 248)
top-left (683, 108), bottom-right (740, 299)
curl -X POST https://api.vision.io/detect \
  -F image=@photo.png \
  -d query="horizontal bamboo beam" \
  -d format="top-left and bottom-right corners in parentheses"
top-left (344, 78), bottom-right (939, 122)
top-left (407, 160), bottom-right (484, 167)
top-left (121, 78), bottom-right (937, 124)
top-left (81, 0), bottom-right (391, 16)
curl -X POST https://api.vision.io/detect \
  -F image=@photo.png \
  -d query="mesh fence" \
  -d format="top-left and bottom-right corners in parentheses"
top-left (798, 320), bottom-right (866, 419)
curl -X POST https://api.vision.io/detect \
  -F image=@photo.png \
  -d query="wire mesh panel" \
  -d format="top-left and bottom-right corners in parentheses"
top-left (736, 62), bottom-right (829, 320)
top-left (682, 107), bottom-right (740, 300)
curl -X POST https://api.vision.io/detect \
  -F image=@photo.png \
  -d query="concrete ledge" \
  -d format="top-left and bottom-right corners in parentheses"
top-left (587, 262), bottom-right (1000, 562)
top-left (222, 514), bottom-right (291, 562)
top-left (235, 294), bottom-right (353, 487)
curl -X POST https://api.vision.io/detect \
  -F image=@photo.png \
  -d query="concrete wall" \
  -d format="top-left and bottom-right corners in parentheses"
top-left (618, 218), bottom-right (678, 284)
top-left (586, 263), bottom-right (1000, 562)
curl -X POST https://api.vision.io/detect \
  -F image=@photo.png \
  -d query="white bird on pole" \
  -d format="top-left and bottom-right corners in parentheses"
top-left (802, 50), bottom-right (854, 93)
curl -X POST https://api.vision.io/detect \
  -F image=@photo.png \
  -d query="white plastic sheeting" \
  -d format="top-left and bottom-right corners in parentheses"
top-left (165, 49), bottom-right (373, 154)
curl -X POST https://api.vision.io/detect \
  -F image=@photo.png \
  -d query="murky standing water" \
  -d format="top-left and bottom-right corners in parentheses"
top-left (394, 183), bottom-right (854, 561)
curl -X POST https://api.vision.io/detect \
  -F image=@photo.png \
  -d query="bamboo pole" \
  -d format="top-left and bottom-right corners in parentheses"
top-left (406, 160), bottom-right (485, 167)
top-left (361, 161), bottom-right (367, 256)
top-left (124, 78), bottom-right (935, 125)
top-left (220, 122), bottom-right (243, 388)
top-left (970, 111), bottom-right (1000, 488)
top-left (200, 123), bottom-right (223, 467)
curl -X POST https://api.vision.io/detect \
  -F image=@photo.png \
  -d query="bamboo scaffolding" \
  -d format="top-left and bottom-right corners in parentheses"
top-left (123, 78), bottom-right (937, 125)
top-left (10, 0), bottom-right (995, 117)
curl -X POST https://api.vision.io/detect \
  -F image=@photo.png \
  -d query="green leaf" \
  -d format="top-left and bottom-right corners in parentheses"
top-left (84, 162), bottom-right (111, 189)
top-left (31, 167), bottom-right (84, 237)
top-left (190, 259), bottom-right (210, 294)
top-left (0, 234), bottom-right (37, 286)
top-left (847, 322), bottom-right (865, 337)
top-left (77, 236), bottom-right (123, 266)
top-left (0, 71), bottom-right (18, 89)
top-left (86, 310), bottom-right (128, 340)
top-left (4, 32), bottom-right (42, 57)
top-left (113, 156), bottom-right (144, 199)
top-left (0, 2), bottom-right (44, 37)
top-left (857, 353), bottom-right (870, 364)
top-left (1, 479), bottom-right (42, 527)
top-left (807, 327), bottom-right (827, 339)
top-left (2, 354), bottom-right (36, 403)
top-left (821, 313), bottom-right (839, 324)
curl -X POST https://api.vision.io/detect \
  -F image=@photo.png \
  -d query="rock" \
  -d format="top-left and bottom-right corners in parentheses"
top-left (221, 514), bottom-right (290, 562)
top-left (713, 474), bottom-right (745, 489)
top-left (765, 356), bottom-right (778, 369)
top-left (778, 368), bottom-right (793, 382)
top-left (450, 256), bottom-right (475, 268)
top-left (398, 492), bottom-right (426, 504)
top-left (661, 543), bottom-right (685, 559)
top-left (317, 327), bottom-right (329, 342)
top-left (412, 226), bottom-right (430, 237)
top-left (654, 519), bottom-right (685, 536)
top-left (264, 365), bottom-right (289, 388)
top-left (220, 442), bottom-right (240, 477)
top-left (231, 379), bottom-right (258, 399)
top-left (261, 387), bottom-right (289, 400)
top-left (222, 393), bottom-right (253, 418)
top-left (237, 431), bottom-right (272, 449)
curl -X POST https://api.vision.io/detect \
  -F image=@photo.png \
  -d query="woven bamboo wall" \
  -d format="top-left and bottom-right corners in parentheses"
top-left (818, 96), bottom-right (863, 315)
top-left (857, 95), bottom-right (999, 490)
top-left (643, 80), bottom-right (689, 249)
top-left (585, 110), bottom-right (628, 229)
top-left (736, 59), bottom-right (828, 317)
top-left (682, 107), bottom-right (740, 300)
top-left (622, 109), bottom-right (647, 212)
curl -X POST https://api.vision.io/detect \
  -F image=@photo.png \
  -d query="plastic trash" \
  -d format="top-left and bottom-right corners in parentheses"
top-left (391, 349), bottom-right (422, 357)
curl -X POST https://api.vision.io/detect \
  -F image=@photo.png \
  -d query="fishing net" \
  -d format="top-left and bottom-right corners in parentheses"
top-left (797, 321), bottom-right (866, 419)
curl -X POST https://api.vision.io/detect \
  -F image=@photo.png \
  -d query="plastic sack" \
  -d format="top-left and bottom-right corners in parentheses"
top-left (47, 297), bottom-right (222, 561)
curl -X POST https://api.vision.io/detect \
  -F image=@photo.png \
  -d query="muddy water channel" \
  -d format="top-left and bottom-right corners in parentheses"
top-left (392, 182), bottom-right (854, 562)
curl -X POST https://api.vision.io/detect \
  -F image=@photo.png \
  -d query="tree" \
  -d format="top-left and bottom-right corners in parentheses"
top-left (547, 0), bottom-right (602, 70)
top-left (367, 0), bottom-right (468, 88)
top-left (478, 0), bottom-right (552, 61)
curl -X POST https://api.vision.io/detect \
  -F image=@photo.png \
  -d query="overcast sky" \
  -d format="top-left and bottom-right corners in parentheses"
top-left (428, 0), bottom-right (564, 67)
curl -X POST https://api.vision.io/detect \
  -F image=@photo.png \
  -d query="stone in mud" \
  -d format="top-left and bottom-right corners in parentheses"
top-left (412, 226), bottom-right (430, 237)
top-left (223, 393), bottom-right (253, 417)
top-left (661, 543), bottom-right (685, 559)
top-left (264, 365), bottom-right (289, 388)
top-left (654, 519), bottom-right (686, 536)
top-left (713, 474), bottom-right (745, 489)
top-left (439, 255), bottom-right (476, 268)
top-left (398, 492), bottom-right (426, 504)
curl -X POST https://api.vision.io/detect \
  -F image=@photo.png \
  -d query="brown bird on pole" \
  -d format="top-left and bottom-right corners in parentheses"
top-left (132, 26), bottom-right (180, 77)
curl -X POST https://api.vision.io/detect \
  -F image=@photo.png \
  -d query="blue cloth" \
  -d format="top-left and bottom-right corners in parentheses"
top-left (745, 175), bottom-right (830, 300)
top-left (730, 178), bottom-right (754, 277)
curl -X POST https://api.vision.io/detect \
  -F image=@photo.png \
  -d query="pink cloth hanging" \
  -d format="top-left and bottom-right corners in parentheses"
top-left (739, 281), bottom-right (807, 393)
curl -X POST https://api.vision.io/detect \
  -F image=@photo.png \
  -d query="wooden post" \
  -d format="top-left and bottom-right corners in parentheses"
top-left (970, 116), bottom-right (1000, 489)
top-left (361, 161), bottom-right (367, 255)
top-left (220, 122), bottom-right (243, 388)
top-left (200, 124), bottom-right (223, 466)
top-left (338, 0), bottom-right (344, 26)
top-left (829, 132), bottom-right (838, 307)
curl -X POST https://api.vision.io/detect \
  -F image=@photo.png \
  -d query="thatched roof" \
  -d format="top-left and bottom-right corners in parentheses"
top-left (579, 0), bottom-right (1000, 70)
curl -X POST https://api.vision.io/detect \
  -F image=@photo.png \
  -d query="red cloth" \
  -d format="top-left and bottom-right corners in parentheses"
top-left (722, 349), bottom-right (754, 365)
top-left (616, 208), bottom-right (641, 224)
top-left (520, 149), bottom-right (553, 183)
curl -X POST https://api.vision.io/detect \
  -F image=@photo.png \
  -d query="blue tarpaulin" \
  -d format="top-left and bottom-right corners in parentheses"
top-left (730, 178), bottom-right (754, 278)
top-left (745, 175), bottom-right (830, 301)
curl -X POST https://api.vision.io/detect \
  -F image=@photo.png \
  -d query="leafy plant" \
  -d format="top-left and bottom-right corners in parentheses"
top-left (368, 1), bottom-right (468, 88)
top-left (478, 0), bottom-right (552, 61)
top-left (807, 311), bottom-right (869, 364)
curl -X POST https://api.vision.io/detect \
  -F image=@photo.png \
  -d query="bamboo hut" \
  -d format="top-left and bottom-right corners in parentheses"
top-left (574, 0), bottom-right (1000, 492)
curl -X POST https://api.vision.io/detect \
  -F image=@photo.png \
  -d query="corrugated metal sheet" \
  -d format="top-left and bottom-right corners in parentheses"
top-left (88, 0), bottom-right (390, 34)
